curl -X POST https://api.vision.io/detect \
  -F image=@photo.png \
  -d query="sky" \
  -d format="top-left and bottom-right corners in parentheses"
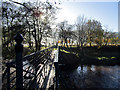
top-left (56, 2), bottom-right (118, 32)
top-left (3, 0), bottom-right (119, 32)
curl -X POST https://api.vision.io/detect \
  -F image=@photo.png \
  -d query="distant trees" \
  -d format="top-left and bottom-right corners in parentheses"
top-left (110, 32), bottom-right (118, 45)
top-left (58, 21), bottom-right (75, 47)
top-left (58, 16), bottom-right (118, 47)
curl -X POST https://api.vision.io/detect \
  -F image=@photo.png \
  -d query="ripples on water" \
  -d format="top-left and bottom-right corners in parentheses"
top-left (63, 65), bottom-right (120, 88)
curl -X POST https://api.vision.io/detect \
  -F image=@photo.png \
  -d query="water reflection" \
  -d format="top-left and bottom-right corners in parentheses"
top-left (63, 65), bottom-right (120, 88)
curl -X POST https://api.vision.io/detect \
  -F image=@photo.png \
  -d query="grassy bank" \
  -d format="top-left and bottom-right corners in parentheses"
top-left (59, 46), bottom-right (120, 69)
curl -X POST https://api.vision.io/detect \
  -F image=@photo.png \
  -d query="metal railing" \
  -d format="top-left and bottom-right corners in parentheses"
top-left (2, 33), bottom-right (59, 90)
top-left (2, 46), bottom-right (56, 90)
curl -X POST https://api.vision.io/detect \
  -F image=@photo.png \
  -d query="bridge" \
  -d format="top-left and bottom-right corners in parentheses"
top-left (2, 33), bottom-right (60, 90)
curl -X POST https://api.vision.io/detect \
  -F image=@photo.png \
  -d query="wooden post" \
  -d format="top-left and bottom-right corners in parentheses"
top-left (14, 33), bottom-right (23, 89)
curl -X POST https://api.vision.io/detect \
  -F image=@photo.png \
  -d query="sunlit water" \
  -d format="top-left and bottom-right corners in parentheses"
top-left (62, 65), bottom-right (120, 88)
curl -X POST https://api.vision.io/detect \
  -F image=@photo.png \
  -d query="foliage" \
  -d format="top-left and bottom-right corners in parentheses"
top-left (2, 1), bottom-right (59, 60)
top-left (58, 21), bottom-right (75, 47)
top-left (58, 16), bottom-right (118, 48)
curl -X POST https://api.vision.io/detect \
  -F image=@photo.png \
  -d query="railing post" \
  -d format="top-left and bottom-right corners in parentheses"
top-left (54, 46), bottom-right (59, 90)
top-left (14, 33), bottom-right (23, 89)
top-left (6, 63), bottom-right (10, 90)
top-left (54, 62), bottom-right (58, 90)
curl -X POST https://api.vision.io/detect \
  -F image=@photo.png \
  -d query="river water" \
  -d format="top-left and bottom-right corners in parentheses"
top-left (61, 65), bottom-right (120, 89)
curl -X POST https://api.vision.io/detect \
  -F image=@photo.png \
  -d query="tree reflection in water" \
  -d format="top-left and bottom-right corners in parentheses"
top-left (61, 65), bottom-right (120, 88)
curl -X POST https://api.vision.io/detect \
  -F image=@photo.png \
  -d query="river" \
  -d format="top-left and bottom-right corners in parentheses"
top-left (60, 65), bottom-right (120, 89)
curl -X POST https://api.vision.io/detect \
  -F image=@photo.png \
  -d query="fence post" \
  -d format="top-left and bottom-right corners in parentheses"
top-left (14, 33), bottom-right (23, 89)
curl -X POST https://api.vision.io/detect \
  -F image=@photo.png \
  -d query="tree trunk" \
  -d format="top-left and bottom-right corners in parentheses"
top-left (90, 42), bottom-right (91, 47)
top-left (38, 35), bottom-right (42, 51)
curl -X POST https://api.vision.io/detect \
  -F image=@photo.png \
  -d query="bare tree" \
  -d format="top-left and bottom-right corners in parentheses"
top-left (75, 15), bottom-right (87, 48)
top-left (58, 21), bottom-right (74, 47)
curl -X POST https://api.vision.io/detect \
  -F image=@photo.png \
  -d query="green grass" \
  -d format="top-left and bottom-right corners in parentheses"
top-left (97, 56), bottom-right (116, 60)
top-left (60, 49), bottom-right (70, 53)
top-left (60, 49), bottom-right (79, 58)
top-left (41, 46), bottom-right (48, 50)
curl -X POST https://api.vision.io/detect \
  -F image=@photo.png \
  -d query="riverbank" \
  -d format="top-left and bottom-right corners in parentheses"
top-left (59, 46), bottom-right (120, 70)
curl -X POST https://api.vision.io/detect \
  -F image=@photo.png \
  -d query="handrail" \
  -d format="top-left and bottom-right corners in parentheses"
top-left (2, 45), bottom-right (57, 90)
top-left (54, 46), bottom-right (59, 90)
top-left (5, 46), bottom-right (55, 66)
